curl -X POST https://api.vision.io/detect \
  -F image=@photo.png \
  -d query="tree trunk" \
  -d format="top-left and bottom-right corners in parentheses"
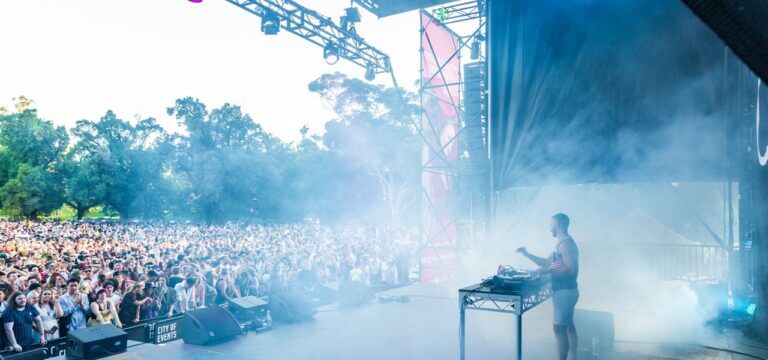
top-left (76, 206), bottom-right (88, 220)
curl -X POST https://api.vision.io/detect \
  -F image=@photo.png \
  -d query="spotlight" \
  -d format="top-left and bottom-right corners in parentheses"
top-left (344, 7), bottom-right (362, 24)
top-left (188, 0), bottom-right (203, 3)
top-left (747, 303), bottom-right (757, 316)
top-left (323, 43), bottom-right (339, 65)
top-left (340, 16), bottom-right (357, 35)
top-left (261, 11), bottom-right (280, 35)
top-left (365, 63), bottom-right (376, 81)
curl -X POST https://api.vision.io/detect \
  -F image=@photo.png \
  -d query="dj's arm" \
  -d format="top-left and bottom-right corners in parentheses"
top-left (517, 247), bottom-right (548, 268)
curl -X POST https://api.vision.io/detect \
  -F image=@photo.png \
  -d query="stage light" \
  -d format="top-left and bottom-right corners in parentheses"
top-left (340, 16), bottom-right (357, 35)
top-left (365, 63), bottom-right (376, 81)
top-left (188, 0), bottom-right (203, 3)
top-left (344, 7), bottom-right (362, 24)
top-left (433, 7), bottom-right (448, 22)
top-left (261, 11), bottom-right (280, 35)
top-left (747, 303), bottom-right (757, 316)
top-left (324, 43), bottom-right (340, 65)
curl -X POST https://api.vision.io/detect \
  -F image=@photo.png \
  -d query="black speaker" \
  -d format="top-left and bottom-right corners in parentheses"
top-left (181, 306), bottom-right (241, 345)
top-left (574, 309), bottom-right (615, 357)
top-left (337, 281), bottom-right (374, 307)
top-left (67, 324), bottom-right (128, 358)
top-left (229, 296), bottom-right (269, 323)
top-left (270, 291), bottom-right (316, 323)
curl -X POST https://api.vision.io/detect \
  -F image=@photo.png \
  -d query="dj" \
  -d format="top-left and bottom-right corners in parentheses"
top-left (517, 213), bottom-right (579, 360)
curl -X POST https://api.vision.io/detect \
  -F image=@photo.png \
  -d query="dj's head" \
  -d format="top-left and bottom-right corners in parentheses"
top-left (550, 213), bottom-right (570, 237)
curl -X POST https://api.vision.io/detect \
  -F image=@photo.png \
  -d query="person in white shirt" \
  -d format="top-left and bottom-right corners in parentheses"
top-left (172, 277), bottom-right (197, 315)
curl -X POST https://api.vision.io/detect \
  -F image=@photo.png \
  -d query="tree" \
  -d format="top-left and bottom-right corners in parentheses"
top-left (59, 153), bottom-right (110, 219)
top-left (0, 109), bottom-right (68, 170)
top-left (308, 72), bottom-right (421, 225)
top-left (68, 111), bottom-right (175, 219)
top-left (0, 107), bottom-right (68, 218)
top-left (167, 97), bottom-right (288, 223)
top-left (0, 164), bottom-right (64, 219)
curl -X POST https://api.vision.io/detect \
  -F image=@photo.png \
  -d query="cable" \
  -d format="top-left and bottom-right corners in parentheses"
top-left (614, 340), bottom-right (767, 360)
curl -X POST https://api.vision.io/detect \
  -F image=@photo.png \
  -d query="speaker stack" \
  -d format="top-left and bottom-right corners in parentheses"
top-left (269, 291), bottom-right (317, 323)
top-left (181, 306), bottom-right (242, 345)
top-left (228, 296), bottom-right (270, 330)
top-left (67, 324), bottom-right (128, 358)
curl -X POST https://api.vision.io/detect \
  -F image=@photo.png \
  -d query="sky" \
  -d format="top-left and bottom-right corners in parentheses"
top-left (0, 0), bottom-right (424, 142)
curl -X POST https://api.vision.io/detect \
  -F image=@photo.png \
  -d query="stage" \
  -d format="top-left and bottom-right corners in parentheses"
top-left (109, 284), bottom-right (767, 360)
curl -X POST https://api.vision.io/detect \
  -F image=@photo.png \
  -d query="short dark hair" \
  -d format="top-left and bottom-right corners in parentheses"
top-left (552, 213), bottom-right (570, 231)
top-left (28, 283), bottom-right (42, 293)
top-left (105, 279), bottom-right (117, 289)
top-left (67, 278), bottom-right (80, 285)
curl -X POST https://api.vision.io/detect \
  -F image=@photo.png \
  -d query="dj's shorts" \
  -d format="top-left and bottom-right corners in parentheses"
top-left (552, 288), bottom-right (579, 326)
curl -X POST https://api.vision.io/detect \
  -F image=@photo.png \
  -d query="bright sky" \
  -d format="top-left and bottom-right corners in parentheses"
top-left (0, 0), bottom-right (421, 142)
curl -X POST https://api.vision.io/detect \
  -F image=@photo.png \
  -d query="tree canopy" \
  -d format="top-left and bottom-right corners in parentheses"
top-left (0, 75), bottom-right (420, 224)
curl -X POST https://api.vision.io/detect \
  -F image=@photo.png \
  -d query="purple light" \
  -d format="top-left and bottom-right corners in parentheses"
top-left (188, 0), bottom-right (203, 3)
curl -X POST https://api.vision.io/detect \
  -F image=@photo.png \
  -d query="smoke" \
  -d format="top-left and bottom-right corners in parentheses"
top-left (455, 183), bottom-right (729, 346)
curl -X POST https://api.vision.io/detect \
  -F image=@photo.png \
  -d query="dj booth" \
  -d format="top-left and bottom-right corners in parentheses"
top-left (458, 269), bottom-right (552, 360)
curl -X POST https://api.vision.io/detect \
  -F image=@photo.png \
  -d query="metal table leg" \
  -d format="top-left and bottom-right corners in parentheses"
top-left (516, 314), bottom-right (522, 360)
top-left (459, 299), bottom-right (466, 360)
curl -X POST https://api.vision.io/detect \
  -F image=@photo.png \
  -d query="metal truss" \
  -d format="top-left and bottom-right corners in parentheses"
top-left (419, 3), bottom-right (486, 281)
top-left (432, 0), bottom-right (485, 25)
top-left (459, 282), bottom-right (550, 360)
top-left (224, 0), bottom-right (392, 74)
top-left (459, 285), bottom-right (552, 315)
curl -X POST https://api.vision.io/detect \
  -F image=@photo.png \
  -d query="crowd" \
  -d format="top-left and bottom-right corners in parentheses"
top-left (0, 221), bottom-right (418, 351)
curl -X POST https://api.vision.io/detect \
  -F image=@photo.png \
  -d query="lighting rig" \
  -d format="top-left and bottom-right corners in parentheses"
top-left (190, 0), bottom-right (391, 81)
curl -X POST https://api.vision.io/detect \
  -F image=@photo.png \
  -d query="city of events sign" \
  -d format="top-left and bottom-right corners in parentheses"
top-left (150, 317), bottom-right (184, 344)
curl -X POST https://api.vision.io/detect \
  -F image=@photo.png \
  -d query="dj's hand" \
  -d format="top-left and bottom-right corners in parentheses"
top-left (515, 247), bottom-right (528, 255)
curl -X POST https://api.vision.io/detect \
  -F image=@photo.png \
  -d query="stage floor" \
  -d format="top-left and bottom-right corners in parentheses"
top-left (111, 284), bottom-right (767, 360)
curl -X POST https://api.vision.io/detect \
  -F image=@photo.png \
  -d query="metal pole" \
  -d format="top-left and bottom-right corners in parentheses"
top-left (516, 314), bottom-right (523, 360)
top-left (459, 298), bottom-right (466, 360)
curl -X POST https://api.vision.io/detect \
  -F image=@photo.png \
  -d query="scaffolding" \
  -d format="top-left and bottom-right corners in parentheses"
top-left (419, 1), bottom-right (487, 282)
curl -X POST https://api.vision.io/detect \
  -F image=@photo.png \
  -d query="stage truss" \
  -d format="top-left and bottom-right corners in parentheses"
top-left (223, 0), bottom-right (392, 75)
top-left (419, 0), bottom-right (487, 282)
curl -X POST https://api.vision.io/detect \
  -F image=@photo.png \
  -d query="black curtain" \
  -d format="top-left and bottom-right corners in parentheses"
top-left (488, 0), bottom-right (741, 190)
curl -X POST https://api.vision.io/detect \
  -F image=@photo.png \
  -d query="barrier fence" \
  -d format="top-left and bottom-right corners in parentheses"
top-left (0, 314), bottom-right (185, 360)
top-left (581, 242), bottom-right (729, 281)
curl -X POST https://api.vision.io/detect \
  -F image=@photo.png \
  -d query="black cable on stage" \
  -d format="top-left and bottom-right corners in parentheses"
top-left (614, 339), bottom-right (767, 360)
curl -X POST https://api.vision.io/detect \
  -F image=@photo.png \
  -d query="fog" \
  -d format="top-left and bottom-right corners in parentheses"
top-left (454, 183), bottom-right (734, 345)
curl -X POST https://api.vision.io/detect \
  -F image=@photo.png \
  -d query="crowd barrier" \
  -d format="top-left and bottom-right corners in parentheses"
top-left (0, 314), bottom-right (185, 360)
